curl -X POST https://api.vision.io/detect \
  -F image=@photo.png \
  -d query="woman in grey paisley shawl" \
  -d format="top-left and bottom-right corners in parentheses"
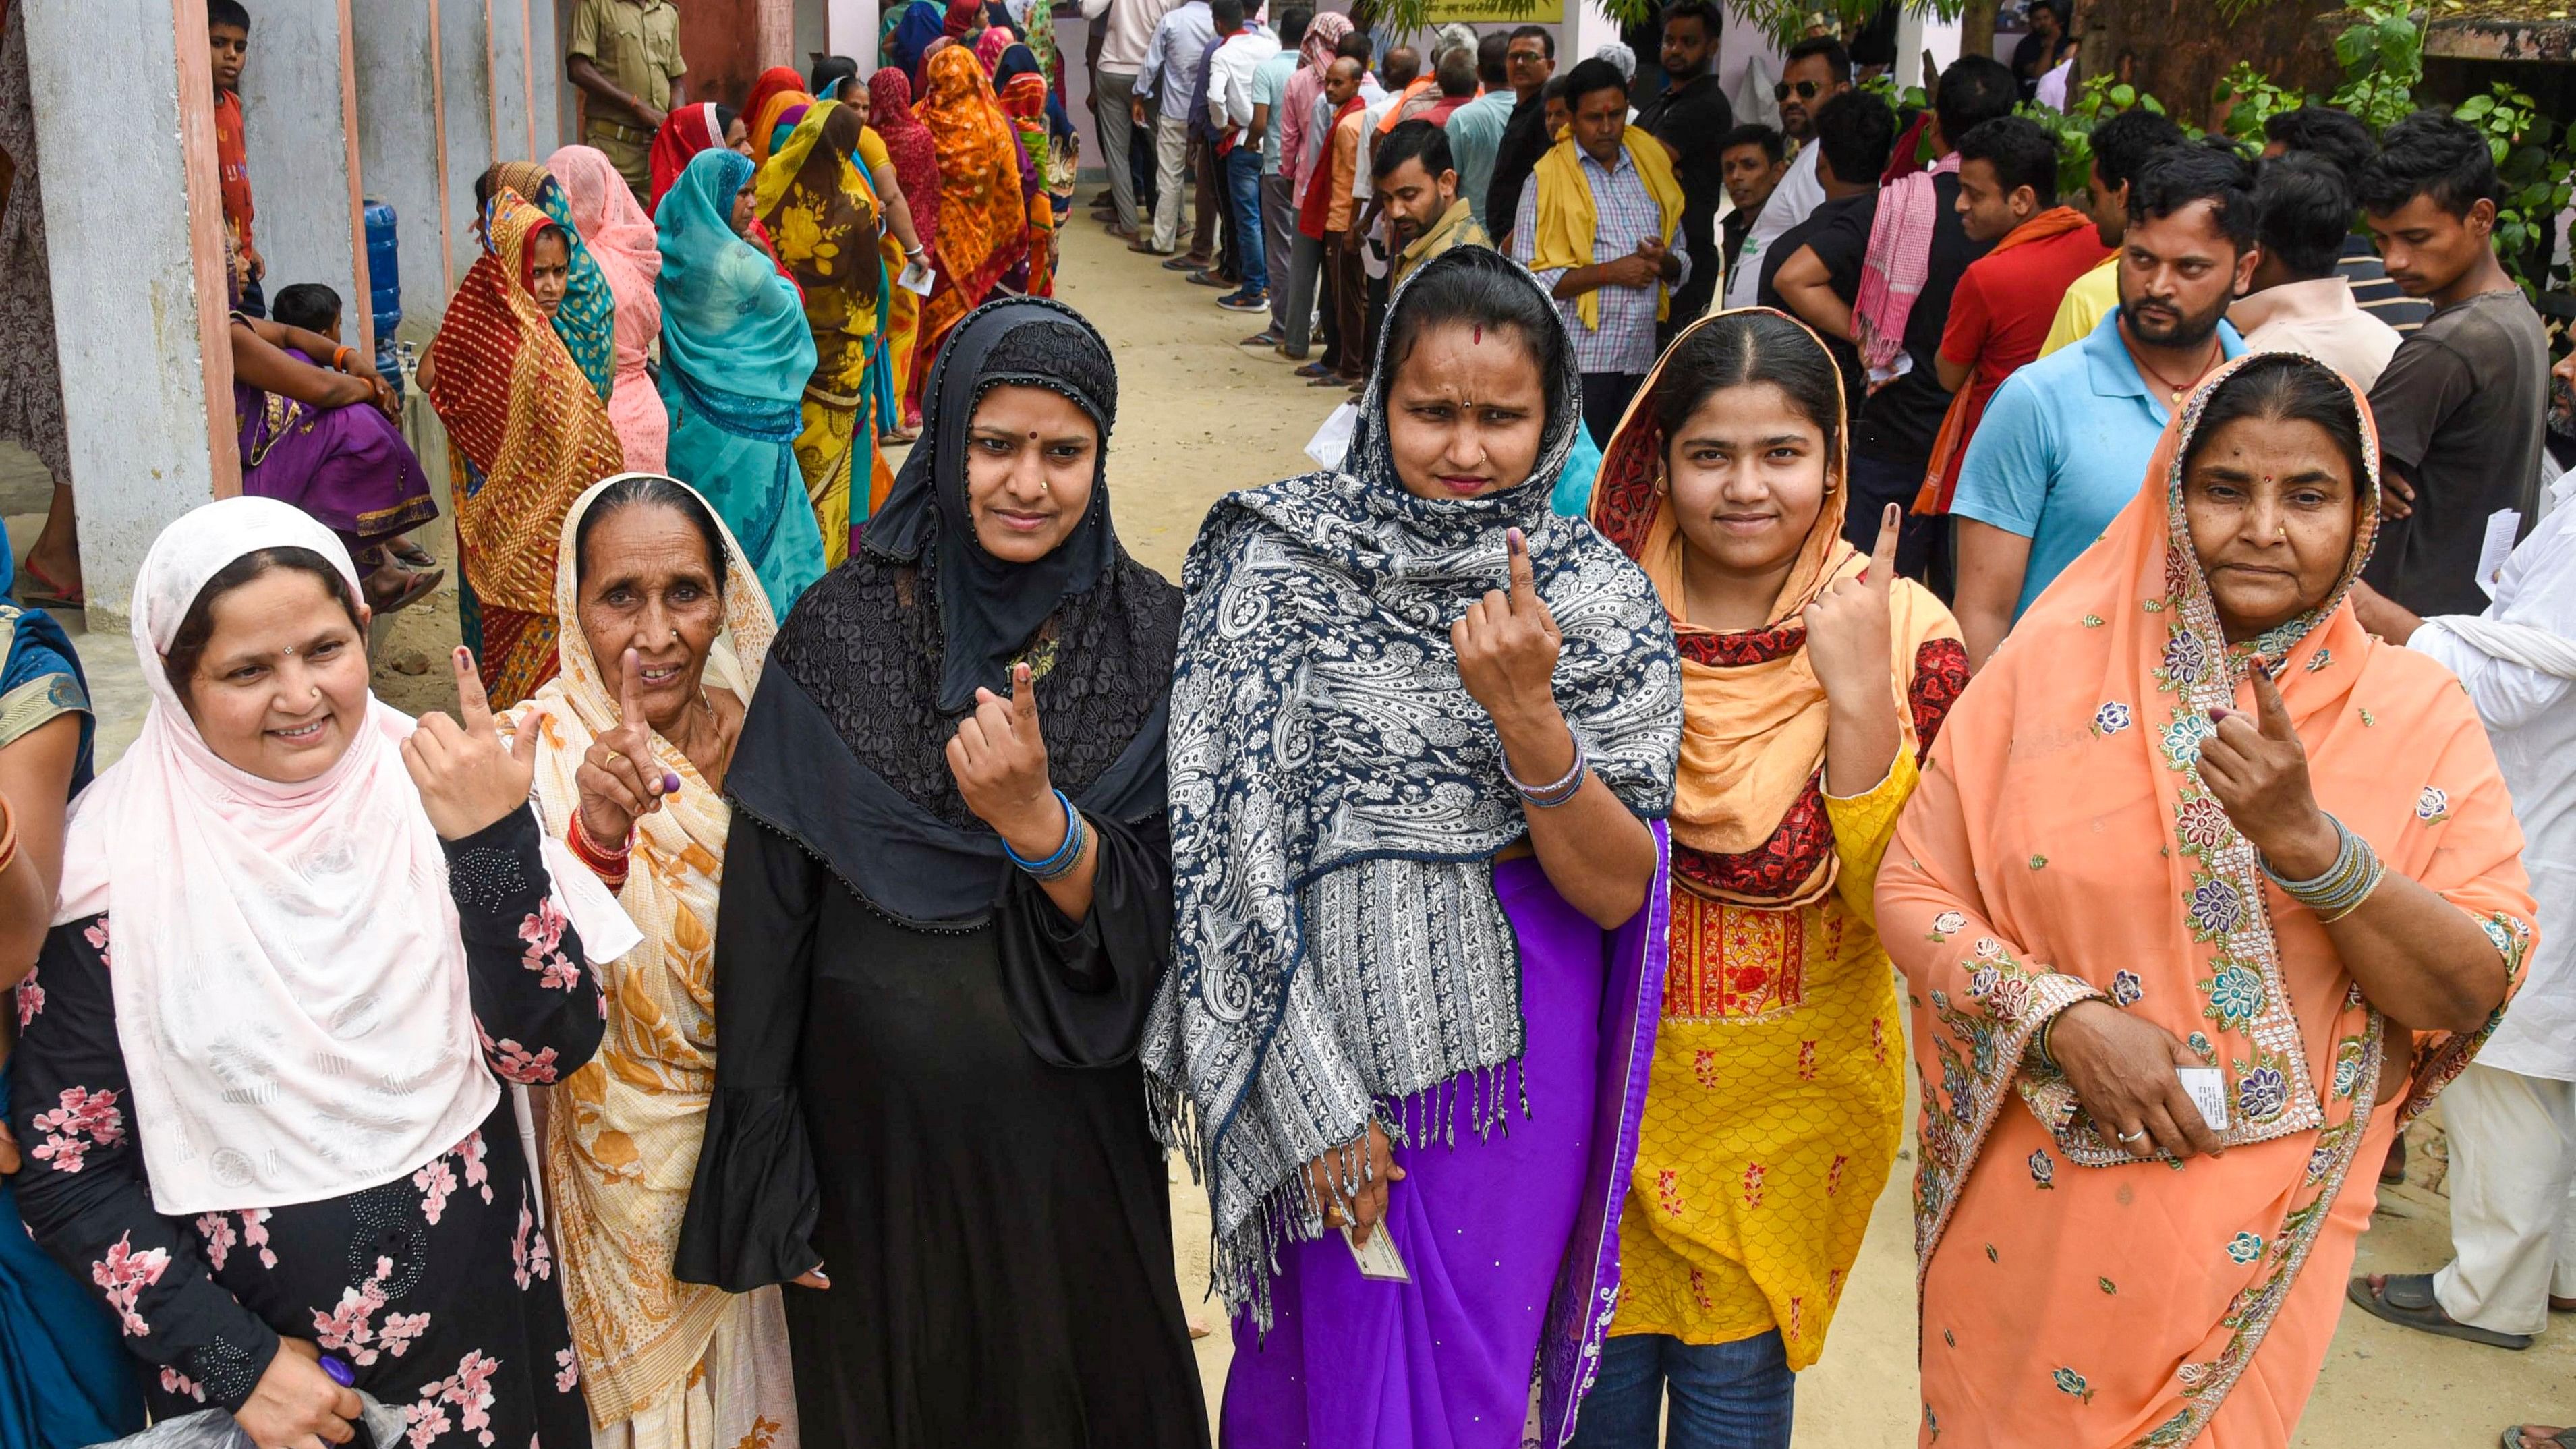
top-left (1143, 245), bottom-right (1684, 1449)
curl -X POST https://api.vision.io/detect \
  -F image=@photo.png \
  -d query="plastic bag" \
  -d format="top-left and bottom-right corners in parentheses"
top-left (1305, 401), bottom-right (1359, 470)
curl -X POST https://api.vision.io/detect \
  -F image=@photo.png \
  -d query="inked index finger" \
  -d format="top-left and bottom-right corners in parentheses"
top-left (451, 648), bottom-right (496, 737)
top-left (619, 648), bottom-right (649, 727)
top-left (2248, 664), bottom-right (2299, 745)
top-left (1505, 526), bottom-right (1538, 609)
top-left (1012, 662), bottom-right (1039, 733)
top-left (1867, 503), bottom-right (1901, 587)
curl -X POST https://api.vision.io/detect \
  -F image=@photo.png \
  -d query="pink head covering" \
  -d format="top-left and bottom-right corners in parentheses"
top-left (53, 498), bottom-right (637, 1215)
top-left (974, 24), bottom-right (1013, 74)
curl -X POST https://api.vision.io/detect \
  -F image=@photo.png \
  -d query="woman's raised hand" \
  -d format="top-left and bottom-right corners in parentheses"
top-left (403, 648), bottom-right (540, 841)
top-left (233, 1336), bottom-right (363, 1449)
top-left (2049, 999), bottom-right (2225, 1161)
top-left (2199, 666), bottom-right (2339, 880)
top-left (575, 648), bottom-right (675, 848)
top-left (1804, 503), bottom-right (1899, 706)
top-left (1454, 528), bottom-right (1564, 731)
top-left (946, 663), bottom-right (1060, 853)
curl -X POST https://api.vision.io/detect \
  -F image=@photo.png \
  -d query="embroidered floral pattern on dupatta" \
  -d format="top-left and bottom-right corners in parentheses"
top-left (1891, 351), bottom-right (2535, 1448)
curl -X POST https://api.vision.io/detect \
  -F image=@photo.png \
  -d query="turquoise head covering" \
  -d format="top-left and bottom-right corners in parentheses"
top-left (484, 164), bottom-right (617, 405)
top-left (654, 147), bottom-right (826, 617)
top-left (654, 148), bottom-right (816, 404)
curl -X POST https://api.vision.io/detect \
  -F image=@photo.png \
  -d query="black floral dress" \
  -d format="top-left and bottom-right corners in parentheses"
top-left (8, 807), bottom-right (603, 1444)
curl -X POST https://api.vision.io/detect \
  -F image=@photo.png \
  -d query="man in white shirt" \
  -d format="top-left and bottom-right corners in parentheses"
top-left (1723, 36), bottom-right (1848, 308)
top-left (2348, 407), bottom-right (2576, 1353)
top-left (1134, 0), bottom-right (1216, 254)
top-left (1085, 0), bottom-right (1180, 239)
top-left (2233, 153), bottom-right (2402, 389)
top-left (1207, 0), bottom-right (1281, 312)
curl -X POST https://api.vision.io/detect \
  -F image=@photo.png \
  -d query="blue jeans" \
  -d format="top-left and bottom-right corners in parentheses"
top-left (1566, 1330), bottom-right (1796, 1449)
top-left (1223, 145), bottom-right (1267, 295)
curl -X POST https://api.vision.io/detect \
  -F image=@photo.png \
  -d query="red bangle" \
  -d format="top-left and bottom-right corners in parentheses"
top-left (566, 810), bottom-right (630, 888)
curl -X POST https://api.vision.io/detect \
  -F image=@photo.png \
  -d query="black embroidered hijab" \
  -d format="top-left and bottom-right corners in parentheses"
top-left (1139, 246), bottom-right (1682, 1320)
top-left (726, 295), bottom-right (1180, 924)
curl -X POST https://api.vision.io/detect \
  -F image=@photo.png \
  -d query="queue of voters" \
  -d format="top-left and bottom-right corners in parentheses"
top-left (1, 1), bottom-right (2575, 1448)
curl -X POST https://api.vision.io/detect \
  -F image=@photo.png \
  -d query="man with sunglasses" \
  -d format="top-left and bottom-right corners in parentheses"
top-left (1483, 24), bottom-right (1557, 248)
top-left (1723, 36), bottom-right (1849, 308)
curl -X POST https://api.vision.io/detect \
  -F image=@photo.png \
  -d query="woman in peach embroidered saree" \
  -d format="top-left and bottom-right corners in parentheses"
top-left (1877, 351), bottom-right (2533, 1448)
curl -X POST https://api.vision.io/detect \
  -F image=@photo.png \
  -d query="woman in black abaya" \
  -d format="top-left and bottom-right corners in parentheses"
top-left (673, 295), bottom-right (1207, 1448)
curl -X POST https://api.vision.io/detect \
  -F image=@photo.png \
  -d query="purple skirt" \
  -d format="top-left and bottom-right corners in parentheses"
top-left (236, 358), bottom-right (437, 548)
top-left (1221, 826), bottom-right (1671, 1449)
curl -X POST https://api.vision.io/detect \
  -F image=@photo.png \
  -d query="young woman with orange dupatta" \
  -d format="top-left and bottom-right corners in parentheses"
top-left (1877, 351), bottom-right (2533, 1448)
top-left (907, 44), bottom-right (1030, 420)
top-left (424, 188), bottom-right (628, 707)
top-left (1575, 309), bottom-right (1965, 1446)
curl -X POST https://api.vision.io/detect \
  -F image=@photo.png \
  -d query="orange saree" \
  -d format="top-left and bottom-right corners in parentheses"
top-left (1876, 353), bottom-right (2534, 1447)
top-left (427, 189), bottom-right (627, 707)
top-left (908, 45), bottom-right (1029, 412)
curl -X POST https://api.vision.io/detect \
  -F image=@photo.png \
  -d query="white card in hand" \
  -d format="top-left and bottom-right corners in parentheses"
top-left (2477, 509), bottom-right (2523, 599)
top-left (2176, 1066), bottom-right (2230, 1134)
top-left (896, 258), bottom-right (936, 296)
top-left (1342, 1224), bottom-right (1410, 1282)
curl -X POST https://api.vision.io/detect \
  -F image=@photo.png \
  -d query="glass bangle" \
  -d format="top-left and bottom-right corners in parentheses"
top-left (1004, 789), bottom-right (1087, 880)
top-left (1503, 729), bottom-right (1588, 809)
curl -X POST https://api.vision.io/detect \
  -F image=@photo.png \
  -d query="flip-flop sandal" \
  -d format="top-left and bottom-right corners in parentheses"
top-left (387, 538), bottom-right (438, 570)
top-left (16, 557), bottom-right (82, 609)
top-left (1294, 361), bottom-right (1334, 378)
top-left (365, 566), bottom-right (445, 617)
top-left (2501, 1428), bottom-right (2576, 1449)
top-left (2347, 1274), bottom-right (2533, 1349)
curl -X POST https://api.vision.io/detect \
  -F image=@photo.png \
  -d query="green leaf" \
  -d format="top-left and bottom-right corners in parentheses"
top-left (2458, 94), bottom-right (2494, 120)
top-left (2111, 84), bottom-right (2136, 107)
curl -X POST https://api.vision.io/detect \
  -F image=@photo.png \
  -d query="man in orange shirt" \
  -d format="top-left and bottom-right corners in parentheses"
top-left (1925, 115), bottom-right (2107, 512)
top-left (209, 0), bottom-right (260, 316)
top-left (1321, 56), bottom-right (1371, 387)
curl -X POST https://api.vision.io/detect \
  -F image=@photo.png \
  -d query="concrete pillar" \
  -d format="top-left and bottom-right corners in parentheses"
top-left (529, 0), bottom-right (567, 151)
top-left (1897, 8), bottom-right (1963, 90)
top-left (1568, 0), bottom-right (1621, 72)
top-left (439, 0), bottom-right (497, 290)
top-left (490, 0), bottom-right (540, 161)
top-left (828, 0), bottom-right (880, 69)
top-left (22, 0), bottom-right (237, 625)
top-left (239, 0), bottom-right (372, 358)
top-left (353, 0), bottom-right (448, 342)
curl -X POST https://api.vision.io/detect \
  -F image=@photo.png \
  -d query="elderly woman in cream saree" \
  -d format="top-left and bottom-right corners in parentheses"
top-left (507, 474), bottom-right (800, 1449)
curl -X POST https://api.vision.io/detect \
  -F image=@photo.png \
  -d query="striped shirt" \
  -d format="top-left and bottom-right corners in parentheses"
top-left (2342, 234), bottom-right (2431, 335)
top-left (1512, 143), bottom-right (1692, 376)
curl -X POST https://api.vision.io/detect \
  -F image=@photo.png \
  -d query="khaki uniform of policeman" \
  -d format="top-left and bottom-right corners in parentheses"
top-left (569, 0), bottom-right (685, 202)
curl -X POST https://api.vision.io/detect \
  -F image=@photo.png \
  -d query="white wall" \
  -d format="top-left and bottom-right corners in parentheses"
top-left (438, 0), bottom-right (497, 290)
top-left (24, 0), bottom-right (233, 623)
top-left (353, 0), bottom-right (447, 338)
top-left (241, 1), bottom-right (365, 343)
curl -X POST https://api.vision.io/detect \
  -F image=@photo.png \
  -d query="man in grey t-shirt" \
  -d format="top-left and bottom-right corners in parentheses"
top-left (2359, 112), bottom-right (2548, 616)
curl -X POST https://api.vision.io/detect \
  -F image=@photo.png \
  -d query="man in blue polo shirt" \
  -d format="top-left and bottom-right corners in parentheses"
top-left (1950, 144), bottom-right (2258, 669)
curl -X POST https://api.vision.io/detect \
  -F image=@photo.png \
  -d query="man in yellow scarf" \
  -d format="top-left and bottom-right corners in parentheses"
top-left (1510, 55), bottom-right (1685, 447)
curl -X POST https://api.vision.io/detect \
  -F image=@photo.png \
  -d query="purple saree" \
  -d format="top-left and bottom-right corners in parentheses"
top-left (235, 349), bottom-right (437, 550)
top-left (1222, 825), bottom-right (1672, 1448)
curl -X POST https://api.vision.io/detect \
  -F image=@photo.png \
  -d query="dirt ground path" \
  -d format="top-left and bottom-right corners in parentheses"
top-left (1044, 220), bottom-right (2575, 1445)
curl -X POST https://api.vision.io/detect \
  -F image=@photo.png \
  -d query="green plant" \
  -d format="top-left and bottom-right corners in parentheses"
top-left (2456, 82), bottom-right (2571, 296)
top-left (2327, 0), bottom-right (2423, 132)
top-left (2017, 75), bottom-right (2183, 204)
top-left (2213, 61), bottom-right (2301, 145)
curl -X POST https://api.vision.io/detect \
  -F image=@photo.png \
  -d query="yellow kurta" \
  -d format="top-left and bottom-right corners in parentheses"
top-left (1612, 754), bottom-right (1915, 1367)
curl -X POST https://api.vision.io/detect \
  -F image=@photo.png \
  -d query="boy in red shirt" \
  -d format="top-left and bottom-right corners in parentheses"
top-left (1921, 113), bottom-right (2107, 511)
top-left (210, 0), bottom-right (261, 316)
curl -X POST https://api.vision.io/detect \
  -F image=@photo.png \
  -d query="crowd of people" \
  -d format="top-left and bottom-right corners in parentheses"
top-left (0, 2), bottom-right (2572, 1449)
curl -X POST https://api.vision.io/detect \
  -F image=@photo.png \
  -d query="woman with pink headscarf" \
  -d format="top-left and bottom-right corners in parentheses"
top-left (548, 144), bottom-right (668, 472)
